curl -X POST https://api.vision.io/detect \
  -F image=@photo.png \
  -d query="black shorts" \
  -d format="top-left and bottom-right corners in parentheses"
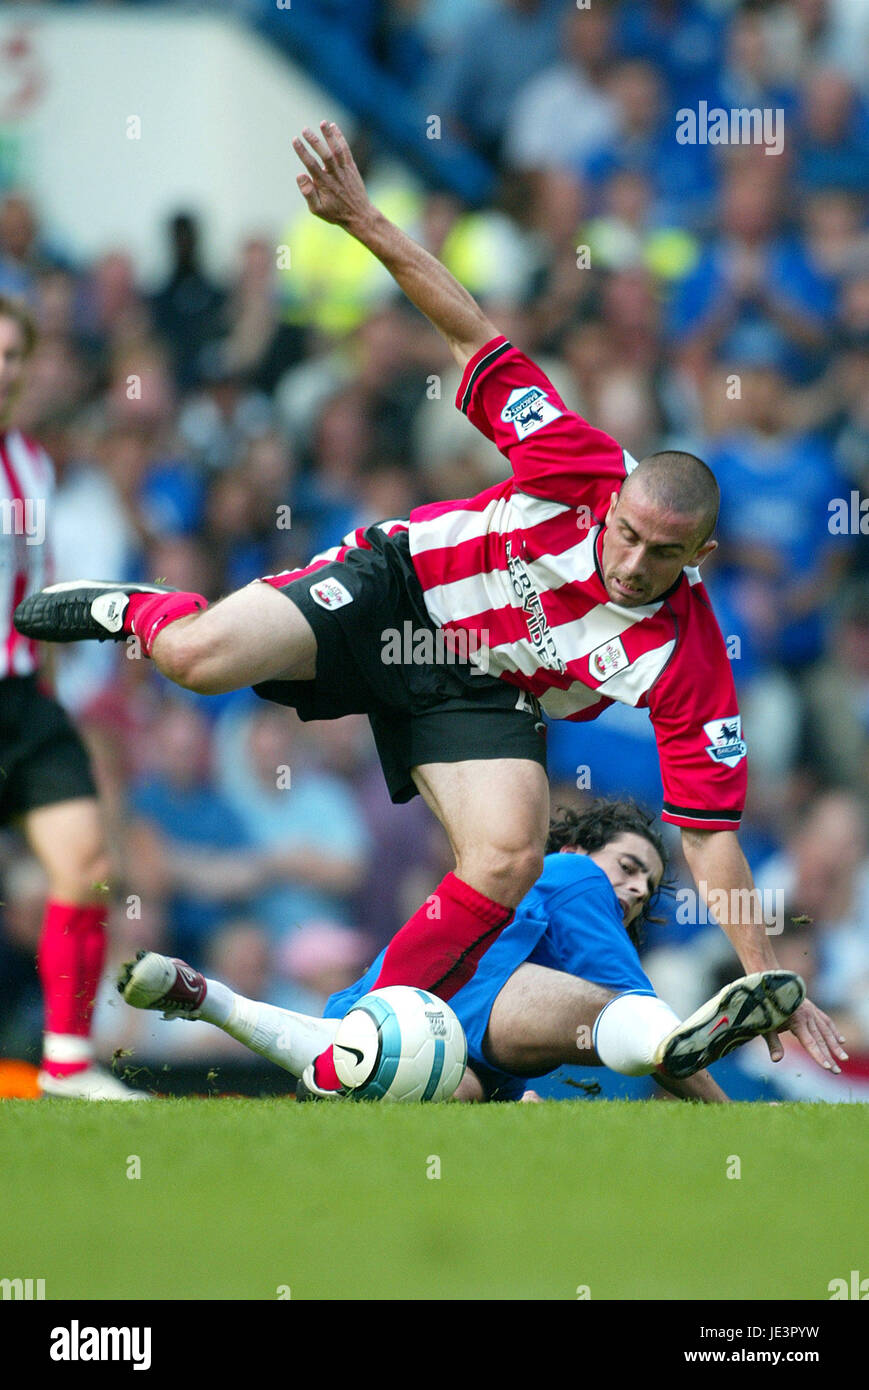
top-left (0, 675), bottom-right (97, 822)
top-left (253, 527), bottom-right (547, 803)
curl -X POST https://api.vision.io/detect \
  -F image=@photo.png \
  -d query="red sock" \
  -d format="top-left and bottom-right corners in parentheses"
top-left (38, 901), bottom-right (107, 1078)
top-left (124, 590), bottom-right (207, 656)
top-left (312, 874), bottom-right (512, 1092)
top-left (371, 872), bottom-right (513, 999)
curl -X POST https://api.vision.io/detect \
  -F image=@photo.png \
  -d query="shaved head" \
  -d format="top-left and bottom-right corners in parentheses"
top-left (600, 451), bottom-right (720, 606)
top-left (623, 451), bottom-right (720, 546)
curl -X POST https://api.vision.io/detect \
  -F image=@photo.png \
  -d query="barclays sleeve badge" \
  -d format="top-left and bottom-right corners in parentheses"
top-left (703, 715), bottom-right (748, 767)
top-left (501, 386), bottom-right (563, 440)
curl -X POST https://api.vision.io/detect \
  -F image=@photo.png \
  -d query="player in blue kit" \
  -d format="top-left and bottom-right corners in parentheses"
top-left (118, 801), bottom-right (805, 1102)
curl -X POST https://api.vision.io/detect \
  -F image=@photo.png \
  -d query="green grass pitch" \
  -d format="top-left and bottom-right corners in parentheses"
top-left (1, 1098), bottom-right (865, 1300)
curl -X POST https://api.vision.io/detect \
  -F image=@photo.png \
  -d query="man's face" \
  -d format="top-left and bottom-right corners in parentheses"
top-left (564, 831), bottom-right (664, 927)
top-left (599, 485), bottom-right (716, 606)
top-left (0, 315), bottom-right (28, 422)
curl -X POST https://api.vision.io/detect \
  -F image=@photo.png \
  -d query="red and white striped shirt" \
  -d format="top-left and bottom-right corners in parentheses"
top-left (0, 429), bottom-right (53, 679)
top-left (271, 338), bottom-right (746, 833)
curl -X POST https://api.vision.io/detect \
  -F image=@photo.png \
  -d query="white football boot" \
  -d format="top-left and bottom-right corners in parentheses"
top-left (38, 1064), bottom-right (151, 1100)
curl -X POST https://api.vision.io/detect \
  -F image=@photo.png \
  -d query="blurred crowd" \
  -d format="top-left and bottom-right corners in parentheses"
top-left (0, 0), bottom-right (867, 1094)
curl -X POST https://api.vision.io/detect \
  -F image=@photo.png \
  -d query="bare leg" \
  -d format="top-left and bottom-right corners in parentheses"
top-left (483, 964), bottom-right (728, 1101)
top-left (149, 582), bottom-right (317, 694)
top-left (23, 796), bottom-right (110, 903)
top-left (482, 963), bottom-right (614, 1075)
top-left (411, 758), bottom-right (550, 907)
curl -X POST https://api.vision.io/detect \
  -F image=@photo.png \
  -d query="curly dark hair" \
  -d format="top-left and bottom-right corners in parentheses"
top-left (545, 798), bottom-right (671, 947)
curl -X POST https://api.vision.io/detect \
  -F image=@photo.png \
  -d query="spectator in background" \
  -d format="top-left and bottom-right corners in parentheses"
top-left (349, 304), bottom-right (432, 463)
top-left (150, 212), bottom-right (226, 391)
top-left (291, 386), bottom-right (372, 552)
top-left (277, 919), bottom-right (376, 1015)
top-left (277, 171), bottom-right (412, 338)
top-left (829, 330), bottom-right (869, 520)
top-left (615, 0), bottom-right (723, 105)
top-left (0, 192), bottom-right (66, 298)
top-left (794, 67), bottom-right (869, 193)
top-left (715, 4), bottom-right (798, 120)
top-left (126, 700), bottom-right (260, 959)
top-left (424, 0), bottom-right (561, 162)
top-left (144, 534), bottom-right (216, 603)
top-left (177, 354), bottom-right (273, 472)
top-left (309, 714), bottom-right (446, 951)
top-left (76, 641), bottom-right (165, 826)
top-left (558, 299), bottom-right (661, 465)
top-left (801, 188), bottom-right (869, 285)
top-left (803, 582), bottom-right (869, 800)
top-left (220, 235), bottom-right (305, 395)
top-left (521, 168), bottom-right (595, 354)
top-left (205, 918), bottom-right (338, 1025)
top-left (373, 0), bottom-right (433, 88)
top-left (766, 0), bottom-right (869, 96)
top-left (0, 856), bottom-right (51, 1056)
top-left (202, 431), bottom-right (299, 590)
top-left (11, 331), bottom-right (90, 434)
top-left (504, 3), bottom-right (619, 175)
top-left (74, 250), bottom-right (152, 373)
top-left (412, 0), bottom-right (497, 64)
top-left (668, 161), bottom-right (836, 382)
top-left (204, 465), bottom-right (273, 593)
top-left (45, 416), bottom-right (142, 712)
top-left (105, 339), bottom-right (177, 433)
top-left (582, 167), bottom-right (699, 283)
top-left (213, 703), bottom-right (371, 943)
top-left (580, 60), bottom-right (716, 230)
top-left (33, 269), bottom-right (78, 350)
top-left (705, 348), bottom-right (853, 673)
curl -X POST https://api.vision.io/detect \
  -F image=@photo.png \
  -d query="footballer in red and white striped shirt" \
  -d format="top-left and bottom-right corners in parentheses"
top-left (14, 123), bottom-right (847, 1086)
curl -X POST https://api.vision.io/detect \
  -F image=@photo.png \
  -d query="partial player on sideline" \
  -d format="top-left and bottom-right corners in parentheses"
top-left (117, 801), bottom-right (805, 1103)
top-left (15, 121), bottom-right (845, 1096)
top-left (0, 296), bottom-right (142, 1099)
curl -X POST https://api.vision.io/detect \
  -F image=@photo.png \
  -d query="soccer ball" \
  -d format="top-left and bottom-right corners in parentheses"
top-left (332, 986), bottom-right (467, 1102)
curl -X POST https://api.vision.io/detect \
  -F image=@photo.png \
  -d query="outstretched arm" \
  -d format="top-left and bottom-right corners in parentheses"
top-left (293, 121), bottom-right (497, 368)
top-left (653, 1069), bottom-right (730, 1103)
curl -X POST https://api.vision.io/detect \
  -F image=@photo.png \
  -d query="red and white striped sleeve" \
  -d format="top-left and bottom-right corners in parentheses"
top-left (456, 336), bottom-right (629, 515)
top-left (647, 587), bottom-right (747, 834)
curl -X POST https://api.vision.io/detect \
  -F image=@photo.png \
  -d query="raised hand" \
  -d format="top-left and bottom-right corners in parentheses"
top-left (765, 996), bottom-right (848, 1072)
top-left (292, 121), bottom-right (373, 232)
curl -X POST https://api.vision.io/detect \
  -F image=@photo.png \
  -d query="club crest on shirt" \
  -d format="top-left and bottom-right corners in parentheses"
top-left (500, 386), bottom-right (563, 440)
top-left (703, 715), bottom-right (747, 767)
top-left (589, 637), bottom-right (629, 682)
top-left (310, 578), bottom-right (353, 611)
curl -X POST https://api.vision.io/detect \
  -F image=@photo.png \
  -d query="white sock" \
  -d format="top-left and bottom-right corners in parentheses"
top-left (197, 979), bottom-right (339, 1076)
top-left (42, 1033), bottom-right (94, 1069)
top-left (593, 992), bottom-right (681, 1076)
